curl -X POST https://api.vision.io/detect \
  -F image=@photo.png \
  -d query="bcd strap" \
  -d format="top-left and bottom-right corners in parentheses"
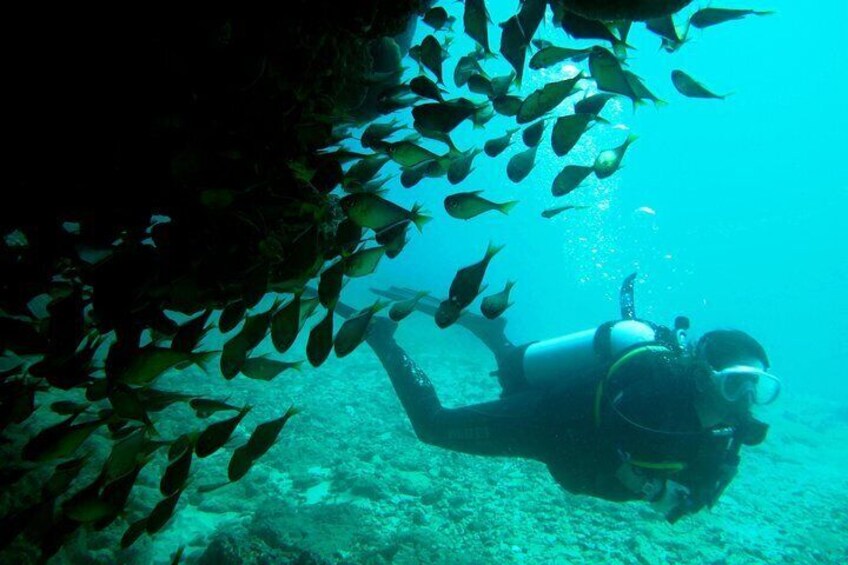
top-left (630, 460), bottom-right (687, 472)
top-left (594, 344), bottom-right (672, 428)
top-left (600, 346), bottom-right (689, 474)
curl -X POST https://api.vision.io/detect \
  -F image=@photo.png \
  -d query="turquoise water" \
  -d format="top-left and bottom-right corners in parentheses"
top-left (357, 0), bottom-right (848, 399)
top-left (29, 2), bottom-right (848, 563)
top-left (340, 0), bottom-right (847, 562)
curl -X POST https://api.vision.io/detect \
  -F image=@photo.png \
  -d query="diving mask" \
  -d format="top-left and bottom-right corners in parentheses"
top-left (712, 365), bottom-right (781, 405)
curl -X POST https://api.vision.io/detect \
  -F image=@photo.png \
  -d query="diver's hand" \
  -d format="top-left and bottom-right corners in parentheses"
top-left (651, 481), bottom-right (691, 522)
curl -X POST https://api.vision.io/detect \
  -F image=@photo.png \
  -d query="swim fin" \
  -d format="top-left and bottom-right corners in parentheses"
top-left (371, 286), bottom-right (513, 357)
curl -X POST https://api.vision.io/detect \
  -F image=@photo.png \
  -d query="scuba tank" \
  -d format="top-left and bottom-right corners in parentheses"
top-left (521, 273), bottom-right (686, 389)
top-left (522, 320), bottom-right (658, 389)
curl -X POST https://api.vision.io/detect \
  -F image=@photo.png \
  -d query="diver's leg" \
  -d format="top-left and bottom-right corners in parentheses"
top-left (364, 317), bottom-right (548, 458)
top-left (493, 342), bottom-right (532, 397)
top-left (369, 312), bottom-right (528, 402)
top-left (458, 312), bottom-right (514, 360)
top-left (364, 318), bottom-right (445, 442)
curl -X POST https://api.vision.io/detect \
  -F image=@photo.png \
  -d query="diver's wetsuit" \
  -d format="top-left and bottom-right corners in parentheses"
top-left (365, 318), bottom-right (739, 517)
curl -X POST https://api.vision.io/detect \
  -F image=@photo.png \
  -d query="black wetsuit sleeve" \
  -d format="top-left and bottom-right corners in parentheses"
top-left (368, 333), bottom-right (554, 460)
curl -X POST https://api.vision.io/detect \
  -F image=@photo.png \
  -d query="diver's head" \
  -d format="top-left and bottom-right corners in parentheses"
top-left (693, 330), bottom-right (780, 427)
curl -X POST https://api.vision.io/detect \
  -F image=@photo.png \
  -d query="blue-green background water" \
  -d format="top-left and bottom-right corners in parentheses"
top-left (352, 0), bottom-right (848, 401)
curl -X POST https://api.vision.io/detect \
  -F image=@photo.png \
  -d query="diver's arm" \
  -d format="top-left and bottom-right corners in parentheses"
top-left (614, 462), bottom-right (697, 521)
top-left (615, 457), bottom-right (739, 523)
top-left (671, 456), bottom-right (740, 521)
top-left (367, 330), bottom-right (553, 460)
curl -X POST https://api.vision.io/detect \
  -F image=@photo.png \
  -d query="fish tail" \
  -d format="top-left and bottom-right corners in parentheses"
top-left (475, 44), bottom-right (496, 60)
top-left (411, 206), bottom-right (433, 233)
top-left (146, 421), bottom-right (161, 438)
top-left (486, 241), bottom-right (506, 258)
top-left (498, 200), bottom-right (519, 215)
top-left (614, 39), bottom-right (636, 52)
top-left (192, 351), bottom-right (219, 373)
top-left (197, 481), bottom-right (229, 494)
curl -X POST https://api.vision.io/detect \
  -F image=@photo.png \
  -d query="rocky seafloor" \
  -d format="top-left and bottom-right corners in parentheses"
top-left (46, 313), bottom-right (848, 565)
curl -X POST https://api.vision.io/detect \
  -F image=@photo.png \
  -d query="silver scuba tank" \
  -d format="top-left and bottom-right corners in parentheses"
top-left (522, 320), bottom-right (658, 389)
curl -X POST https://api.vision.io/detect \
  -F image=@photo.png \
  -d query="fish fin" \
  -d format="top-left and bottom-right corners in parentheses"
top-left (411, 206), bottom-right (433, 233)
top-left (485, 241), bottom-right (506, 258)
top-left (371, 286), bottom-right (441, 316)
top-left (285, 404), bottom-right (302, 418)
top-left (197, 481), bottom-right (230, 494)
top-left (498, 200), bottom-right (519, 215)
top-left (192, 351), bottom-right (219, 374)
top-left (480, 49), bottom-right (498, 62)
top-left (147, 422), bottom-right (161, 438)
top-left (371, 299), bottom-right (389, 313)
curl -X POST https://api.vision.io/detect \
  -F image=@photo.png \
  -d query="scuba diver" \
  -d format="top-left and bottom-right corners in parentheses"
top-left (336, 274), bottom-right (780, 523)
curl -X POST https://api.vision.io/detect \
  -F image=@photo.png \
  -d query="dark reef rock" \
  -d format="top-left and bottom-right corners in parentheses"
top-left (197, 532), bottom-right (244, 565)
top-left (1, 4), bottom-right (428, 561)
top-left (198, 529), bottom-right (338, 565)
top-left (5, 3), bottom-right (430, 321)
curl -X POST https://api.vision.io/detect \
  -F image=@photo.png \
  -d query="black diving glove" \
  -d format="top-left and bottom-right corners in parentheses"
top-left (666, 494), bottom-right (698, 524)
top-left (651, 481), bottom-right (695, 523)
